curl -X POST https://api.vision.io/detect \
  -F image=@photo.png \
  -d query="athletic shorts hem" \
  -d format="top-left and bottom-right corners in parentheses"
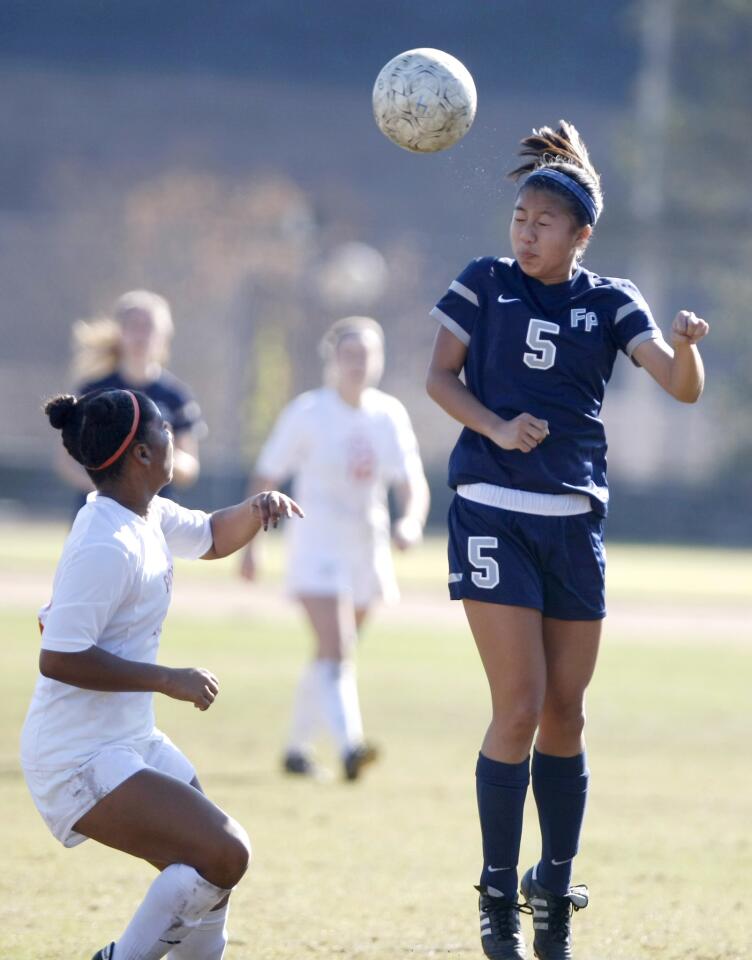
top-left (22, 729), bottom-right (195, 848)
top-left (541, 607), bottom-right (606, 621)
top-left (449, 586), bottom-right (605, 621)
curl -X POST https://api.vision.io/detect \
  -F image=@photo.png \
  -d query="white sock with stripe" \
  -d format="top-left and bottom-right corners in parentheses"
top-left (166, 901), bottom-right (229, 959)
top-left (113, 863), bottom-right (229, 960)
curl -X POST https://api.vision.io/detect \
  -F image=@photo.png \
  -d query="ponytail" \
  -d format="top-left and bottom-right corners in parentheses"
top-left (508, 120), bottom-right (603, 228)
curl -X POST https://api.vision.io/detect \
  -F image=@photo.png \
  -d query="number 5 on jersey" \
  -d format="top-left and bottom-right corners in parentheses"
top-left (468, 536), bottom-right (500, 589)
top-left (524, 318), bottom-right (560, 370)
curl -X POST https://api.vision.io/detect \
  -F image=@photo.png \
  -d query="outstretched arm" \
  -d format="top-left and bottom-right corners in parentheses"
top-left (633, 310), bottom-right (709, 403)
top-left (203, 490), bottom-right (304, 561)
top-left (426, 325), bottom-right (549, 453)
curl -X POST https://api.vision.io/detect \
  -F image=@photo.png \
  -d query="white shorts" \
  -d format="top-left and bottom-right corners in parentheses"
top-left (286, 533), bottom-right (398, 607)
top-left (22, 729), bottom-right (195, 848)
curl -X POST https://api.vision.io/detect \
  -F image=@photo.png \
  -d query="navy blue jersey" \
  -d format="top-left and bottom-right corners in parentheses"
top-left (431, 257), bottom-right (660, 516)
top-left (78, 369), bottom-right (205, 438)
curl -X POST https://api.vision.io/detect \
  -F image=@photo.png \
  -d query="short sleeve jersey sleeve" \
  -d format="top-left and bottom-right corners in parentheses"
top-left (255, 395), bottom-right (311, 481)
top-left (609, 279), bottom-right (662, 361)
top-left (154, 496), bottom-right (214, 560)
top-left (40, 543), bottom-right (133, 653)
top-left (381, 398), bottom-right (425, 486)
top-left (429, 257), bottom-right (491, 346)
top-left (147, 373), bottom-right (206, 438)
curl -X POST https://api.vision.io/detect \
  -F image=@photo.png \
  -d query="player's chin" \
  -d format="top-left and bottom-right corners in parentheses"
top-left (517, 256), bottom-right (542, 277)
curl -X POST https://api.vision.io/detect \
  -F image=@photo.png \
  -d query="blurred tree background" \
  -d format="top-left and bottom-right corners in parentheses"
top-left (0, 0), bottom-right (749, 541)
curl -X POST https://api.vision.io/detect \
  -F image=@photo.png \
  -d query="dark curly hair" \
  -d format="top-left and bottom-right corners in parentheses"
top-left (508, 119), bottom-right (603, 232)
top-left (45, 389), bottom-right (154, 484)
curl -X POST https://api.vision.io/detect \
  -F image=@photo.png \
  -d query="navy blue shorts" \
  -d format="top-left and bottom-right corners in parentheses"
top-left (447, 494), bottom-right (606, 620)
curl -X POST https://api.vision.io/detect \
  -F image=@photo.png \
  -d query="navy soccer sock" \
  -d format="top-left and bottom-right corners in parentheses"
top-left (531, 748), bottom-right (589, 896)
top-left (476, 752), bottom-right (530, 899)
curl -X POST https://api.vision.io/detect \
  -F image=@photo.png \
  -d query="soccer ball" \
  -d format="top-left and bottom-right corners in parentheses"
top-left (372, 48), bottom-right (477, 153)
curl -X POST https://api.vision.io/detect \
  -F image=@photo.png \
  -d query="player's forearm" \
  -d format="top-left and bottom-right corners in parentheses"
top-left (395, 475), bottom-right (430, 526)
top-left (39, 645), bottom-right (171, 693)
top-left (668, 343), bottom-right (704, 403)
top-left (206, 500), bottom-right (264, 559)
top-left (426, 367), bottom-right (502, 439)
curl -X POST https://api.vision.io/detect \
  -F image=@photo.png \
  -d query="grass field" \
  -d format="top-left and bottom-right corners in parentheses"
top-left (0, 521), bottom-right (750, 959)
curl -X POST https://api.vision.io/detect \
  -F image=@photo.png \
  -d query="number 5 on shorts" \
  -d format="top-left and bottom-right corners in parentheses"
top-left (468, 536), bottom-right (500, 589)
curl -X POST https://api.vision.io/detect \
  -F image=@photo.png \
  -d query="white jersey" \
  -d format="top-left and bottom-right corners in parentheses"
top-left (20, 493), bottom-right (213, 771)
top-left (258, 386), bottom-right (422, 539)
top-left (256, 387), bottom-right (424, 603)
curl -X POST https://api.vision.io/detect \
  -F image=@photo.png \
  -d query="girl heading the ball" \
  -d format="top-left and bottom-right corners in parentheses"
top-left (426, 120), bottom-right (709, 960)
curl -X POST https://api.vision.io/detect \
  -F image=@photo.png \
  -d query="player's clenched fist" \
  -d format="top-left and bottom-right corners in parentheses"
top-left (671, 310), bottom-right (709, 347)
top-left (488, 412), bottom-right (549, 454)
top-left (163, 667), bottom-right (220, 711)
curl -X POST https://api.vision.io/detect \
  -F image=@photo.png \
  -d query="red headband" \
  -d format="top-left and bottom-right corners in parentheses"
top-left (88, 391), bottom-right (141, 472)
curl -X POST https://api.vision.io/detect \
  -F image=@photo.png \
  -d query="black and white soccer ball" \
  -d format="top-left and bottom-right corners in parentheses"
top-left (372, 48), bottom-right (477, 153)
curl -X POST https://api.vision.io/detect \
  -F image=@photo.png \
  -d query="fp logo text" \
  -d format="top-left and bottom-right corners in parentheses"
top-left (570, 308), bottom-right (598, 332)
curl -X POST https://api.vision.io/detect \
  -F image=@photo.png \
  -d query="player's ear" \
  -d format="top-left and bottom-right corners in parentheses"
top-left (576, 224), bottom-right (593, 247)
top-left (132, 442), bottom-right (152, 466)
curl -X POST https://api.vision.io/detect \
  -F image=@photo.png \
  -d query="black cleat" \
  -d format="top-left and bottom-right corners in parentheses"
top-left (476, 885), bottom-right (532, 959)
top-left (282, 751), bottom-right (332, 781)
top-left (91, 944), bottom-right (115, 960)
top-left (520, 867), bottom-right (588, 960)
top-left (283, 750), bottom-right (316, 776)
top-left (343, 742), bottom-right (379, 781)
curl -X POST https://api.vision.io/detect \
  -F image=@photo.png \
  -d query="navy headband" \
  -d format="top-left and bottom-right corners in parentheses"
top-left (525, 168), bottom-right (598, 225)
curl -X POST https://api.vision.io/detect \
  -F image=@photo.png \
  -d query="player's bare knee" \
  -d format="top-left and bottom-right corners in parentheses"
top-left (542, 701), bottom-right (586, 740)
top-left (207, 820), bottom-right (251, 888)
top-left (225, 821), bottom-right (252, 883)
top-left (492, 703), bottom-right (539, 750)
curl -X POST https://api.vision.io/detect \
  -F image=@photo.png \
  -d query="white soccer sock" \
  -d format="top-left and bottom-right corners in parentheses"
top-left (166, 901), bottom-right (229, 960)
top-left (113, 863), bottom-right (229, 960)
top-left (286, 661), bottom-right (323, 754)
top-left (312, 658), bottom-right (364, 755)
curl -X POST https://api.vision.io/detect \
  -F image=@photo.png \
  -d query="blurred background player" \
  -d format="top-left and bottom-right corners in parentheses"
top-left (426, 121), bottom-right (709, 960)
top-left (56, 289), bottom-right (205, 507)
top-left (240, 316), bottom-right (429, 781)
top-left (21, 387), bottom-right (302, 960)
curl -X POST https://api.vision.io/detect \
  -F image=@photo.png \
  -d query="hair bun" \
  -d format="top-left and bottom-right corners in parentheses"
top-left (44, 394), bottom-right (78, 431)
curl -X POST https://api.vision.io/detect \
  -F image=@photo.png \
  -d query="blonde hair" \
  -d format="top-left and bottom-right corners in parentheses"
top-left (318, 315), bottom-right (384, 363)
top-left (113, 289), bottom-right (174, 339)
top-left (71, 289), bottom-right (174, 383)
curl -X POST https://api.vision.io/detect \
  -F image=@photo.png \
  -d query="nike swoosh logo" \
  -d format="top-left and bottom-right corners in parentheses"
top-left (497, 295), bottom-right (520, 304)
top-left (487, 865), bottom-right (512, 872)
top-left (551, 858), bottom-right (572, 866)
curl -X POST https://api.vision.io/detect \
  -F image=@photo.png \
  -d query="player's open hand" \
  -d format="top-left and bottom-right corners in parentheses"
top-left (250, 491), bottom-right (305, 531)
top-left (671, 310), bottom-right (709, 347)
top-left (163, 667), bottom-right (219, 711)
top-left (489, 412), bottom-right (549, 454)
